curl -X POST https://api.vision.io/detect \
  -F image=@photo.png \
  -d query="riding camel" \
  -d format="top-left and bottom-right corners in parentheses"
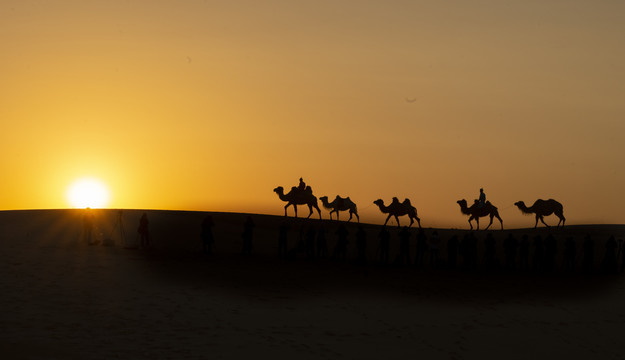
top-left (514, 199), bottom-right (565, 228)
top-left (320, 195), bottom-right (359, 222)
top-left (373, 197), bottom-right (422, 228)
top-left (273, 186), bottom-right (322, 219)
top-left (457, 199), bottom-right (503, 230)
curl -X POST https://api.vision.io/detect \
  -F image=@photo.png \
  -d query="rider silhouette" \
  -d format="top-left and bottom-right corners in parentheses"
top-left (477, 188), bottom-right (486, 209)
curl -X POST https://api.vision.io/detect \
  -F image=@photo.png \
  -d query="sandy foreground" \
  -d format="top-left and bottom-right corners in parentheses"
top-left (1, 209), bottom-right (625, 359)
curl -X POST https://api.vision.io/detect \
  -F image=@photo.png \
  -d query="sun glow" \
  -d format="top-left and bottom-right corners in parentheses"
top-left (66, 178), bottom-right (110, 208)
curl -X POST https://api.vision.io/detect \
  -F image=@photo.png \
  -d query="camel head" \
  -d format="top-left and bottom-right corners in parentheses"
top-left (273, 186), bottom-right (284, 195)
top-left (319, 196), bottom-right (328, 202)
top-left (514, 201), bottom-right (532, 215)
top-left (373, 199), bottom-right (384, 207)
top-left (457, 199), bottom-right (467, 207)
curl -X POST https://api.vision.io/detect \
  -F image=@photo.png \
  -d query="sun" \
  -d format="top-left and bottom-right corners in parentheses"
top-left (66, 177), bottom-right (111, 208)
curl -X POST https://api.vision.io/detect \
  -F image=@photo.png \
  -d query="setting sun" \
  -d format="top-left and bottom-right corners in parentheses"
top-left (66, 178), bottom-right (110, 209)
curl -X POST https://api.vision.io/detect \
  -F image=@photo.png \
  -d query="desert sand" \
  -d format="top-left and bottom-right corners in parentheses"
top-left (1, 209), bottom-right (625, 359)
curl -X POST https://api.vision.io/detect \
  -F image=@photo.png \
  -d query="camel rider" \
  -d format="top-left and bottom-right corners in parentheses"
top-left (298, 178), bottom-right (306, 193)
top-left (478, 188), bottom-right (486, 209)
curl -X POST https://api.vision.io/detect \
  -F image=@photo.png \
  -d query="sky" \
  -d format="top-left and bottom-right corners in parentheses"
top-left (1, 0), bottom-right (624, 228)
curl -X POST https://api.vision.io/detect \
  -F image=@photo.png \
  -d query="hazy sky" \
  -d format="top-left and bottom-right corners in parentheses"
top-left (1, 0), bottom-right (624, 227)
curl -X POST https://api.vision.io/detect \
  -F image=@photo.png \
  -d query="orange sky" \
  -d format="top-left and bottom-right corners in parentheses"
top-left (1, 0), bottom-right (624, 228)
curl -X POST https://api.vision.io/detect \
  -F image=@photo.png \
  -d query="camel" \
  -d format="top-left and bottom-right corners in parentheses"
top-left (273, 186), bottom-right (322, 219)
top-left (457, 199), bottom-right (503, 230)
top-left (514, 199), bottom-right (565, 228)
top-left (319, 195), bottom-right (359, 222)
top-left (373, 197), bottom-right (421, 228)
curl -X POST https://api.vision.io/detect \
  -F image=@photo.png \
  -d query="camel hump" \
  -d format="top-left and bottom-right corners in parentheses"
top-left (402, 198), bottom-right (412, 206)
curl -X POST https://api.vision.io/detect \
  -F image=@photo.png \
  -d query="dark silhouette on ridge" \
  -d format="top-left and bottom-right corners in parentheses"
top-left (503, 233), bottom-right (518, 271)
top-left (355, 226), bottom-right (367, 265)
top-left (138, 212), bottom-right (150, 248)
top-left (394, 226), bottom-right (412, 267)
top-left (514, 199), bottom-right (566, 228)
top-left (456, 199), bottom-right (503, 230)
top-left (200, 215), bottom-right (215, 255)
top-left (277, 221), bottom-right (290, 259)
top-left (377, 226), bottom-right (391, 265)
top-left (241, 216), bottom-right (255, 255)
top-left (582, 234), bottom-right (594, 274)
top-left (563, 236), bottom-right (577, 273)
top-left (319, 195), bottom-right (359, 222)
top-left (82, 208), bottom-right (95, 244)
top-left (273, 180), bottom-right (322, 219)
top-left (373, 197), bottom-right (422, 228)
top-left (333, 223), bottom-right (349, 261)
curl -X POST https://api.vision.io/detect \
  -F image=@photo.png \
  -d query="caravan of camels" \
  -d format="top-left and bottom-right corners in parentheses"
top-left (274, 178), bottom-right (566, 229)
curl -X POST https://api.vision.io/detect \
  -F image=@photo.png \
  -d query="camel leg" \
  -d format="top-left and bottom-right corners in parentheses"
top-left (414, 216), bottom-right (422, 229)
top-left (539, 216), bottom-right (549, 228)
top-left (336, 210), bottom-right (340, 222)
top-left (384, 214), bottom-right (392, 226)
top-left (557, 212), bottom-right (566, 227)
top-left (534, 215), bottom-right (539, 228)
top-left (485, 215), bottom-right (493, 230)
top-left (284, 203), bottom-right (293, 217)
top-left (468, 217), bottom-right (474, 230)
top-left (408, 216), bottom-right (414, 228)
top-left (475, 217), bottom-right (480, 230)
top-left (347, 211), bottom-right (353, 222)
top-left (496, 214), bottom-right (504, 230)
top-left (315, 204), bottom-right (322, 219)
top-left (394, 215), bottom-right (401, 227)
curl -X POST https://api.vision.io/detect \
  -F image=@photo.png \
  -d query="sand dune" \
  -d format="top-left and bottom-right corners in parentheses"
top-left (1, 209), bottom-right (625, 359)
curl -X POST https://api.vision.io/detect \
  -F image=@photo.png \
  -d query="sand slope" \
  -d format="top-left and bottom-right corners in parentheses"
top-left (1, 209), bottom-right (625, 359)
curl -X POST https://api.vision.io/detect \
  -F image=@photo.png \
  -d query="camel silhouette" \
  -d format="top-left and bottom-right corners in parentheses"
top-left (514, 199), bottom-right (565, 228)
top-left (373, 197), bottom-right (422, 228)
top-left (319, 195), bottom-right (359, 222)
top-left (456, 199), bottom-right (503, 230)
top-left (273, 186), bottom-right (322, 219)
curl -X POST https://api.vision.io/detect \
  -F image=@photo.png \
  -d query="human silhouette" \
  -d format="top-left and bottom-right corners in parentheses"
top-left (429, 231), bottom-right (440, 268)
top-left (544, 234), bottom-right (557, 272)
top-left (305, 225), bottom-right (316, 260)
top-left (298, 177), bottom-right (306, 193)
top-left (447, 234), bottom-right (459, 269)
top-left (478, 188), bottom-right (486, 209)
top-left (378, 226), bottom-right (391, 265)
top-left (533, 235), bottom-right (545, 273)
top-left (241, 216), bottom-right (255, 255)
top-left (503, 233), bottom-right (518, 271)
top-left (316, 224), bottom-right (328, 259)
top-left (414, 229), bottom-right (427, 268)
top-left (619, 239), bottom-right (625, 273)
top-left (356, 226), bottom-right (367, 265)
top-left (333, 223), bottom-right (349, 261)
top-left (563, 236), bottom-right (577, 273)
top-left (519, 234), bottom-right (530, 272)
top-left (200, 215), bottom-right (215, 255)
top-left (602, 235), bottom-right (618, 274)
top-left (582, 234), bottom-right (594, 273)
top-left (138, 212), bottom-right (150, 248)
top-left (278, 221), bottom-right (290, 259)
top-left (395, 227), bottom-right (411, 267)
top-left (82, 208), bottom-right (95, 244)
top-left (483, 233), bottom-right (497, 270)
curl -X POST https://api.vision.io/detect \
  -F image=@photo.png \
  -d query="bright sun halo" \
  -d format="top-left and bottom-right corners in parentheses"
top-left (66, 178), bottom-right (110, 208)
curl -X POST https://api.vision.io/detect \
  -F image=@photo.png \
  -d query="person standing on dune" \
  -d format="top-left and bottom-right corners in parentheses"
top-left (138, 212), bottom-right (150, 248)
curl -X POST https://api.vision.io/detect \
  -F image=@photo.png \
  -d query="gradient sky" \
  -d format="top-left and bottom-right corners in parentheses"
top-left (1, 0), bottom-right (624, 228)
